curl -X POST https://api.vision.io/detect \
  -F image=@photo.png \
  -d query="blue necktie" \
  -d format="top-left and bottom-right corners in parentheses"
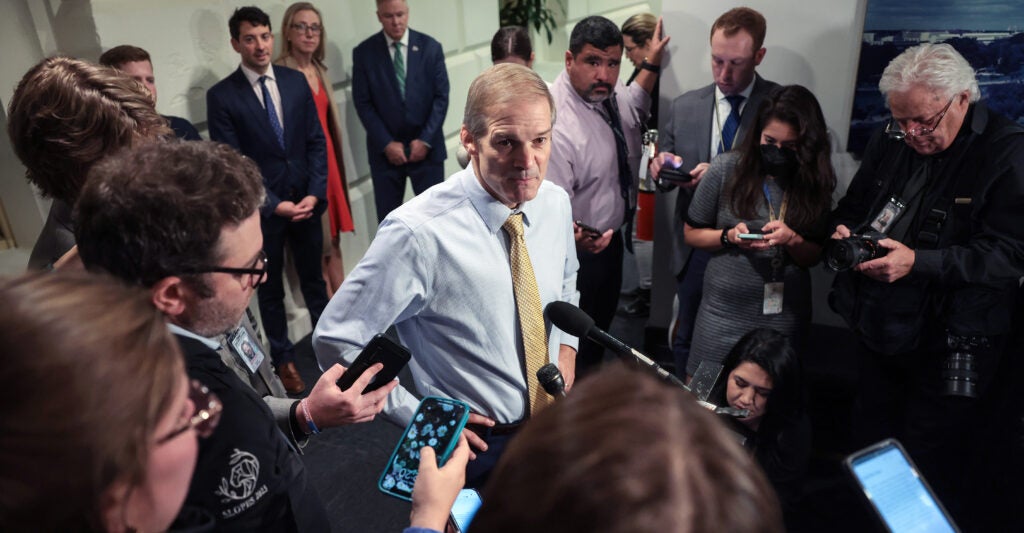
top-left (719, 94), bottom-right (745, 154)
top-left (259, 76), bottom-right (285, 150)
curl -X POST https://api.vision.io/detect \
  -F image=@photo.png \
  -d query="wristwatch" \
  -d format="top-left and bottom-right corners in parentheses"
top-left (640, 59), bottom-right (660, 73)
top-left (720, 229), bottom-right (735, 248)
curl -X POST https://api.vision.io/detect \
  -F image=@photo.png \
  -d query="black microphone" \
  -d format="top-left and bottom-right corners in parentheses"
top-left (545, 301), bottom-right (690, 392)
top-left (536, 363), bottom-right (566, 398)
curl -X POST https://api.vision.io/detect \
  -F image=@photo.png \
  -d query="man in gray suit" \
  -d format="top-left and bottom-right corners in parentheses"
top-left (650, 7), bottom-right (779, 376)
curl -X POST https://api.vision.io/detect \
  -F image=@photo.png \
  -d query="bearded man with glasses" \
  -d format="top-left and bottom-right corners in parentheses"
top-left (829, 43), bottom-right (1024, 528)
top-left (74, 141), bottom-right (398, 530)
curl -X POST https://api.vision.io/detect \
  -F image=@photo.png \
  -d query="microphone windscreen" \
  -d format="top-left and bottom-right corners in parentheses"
top-left (544, 301), bottom-right (594, 338)
top-left (537, 362), bottom-right (564, 391)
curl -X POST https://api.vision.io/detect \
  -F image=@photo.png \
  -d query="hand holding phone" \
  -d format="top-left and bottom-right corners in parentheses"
top-left (574, 220), bottom-right (602, 238)
top-left (409, 436), bottom-right (472, 532)
top-left (336, 334), bottom-right (411, 393)
top-left (658, 166), bottom-right (695, 184)
top-left (379, 397), bottom-right (471, 501)
top-left (737, 231), bottom-right (765, 241)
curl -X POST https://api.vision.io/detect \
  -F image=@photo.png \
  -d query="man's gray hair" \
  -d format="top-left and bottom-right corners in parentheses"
top-left (463, 63), bottom-right (555, 140)
top-left (879, 43), bottom-right (980, 104)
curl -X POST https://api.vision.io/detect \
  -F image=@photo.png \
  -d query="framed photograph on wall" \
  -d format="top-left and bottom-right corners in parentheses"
top-left (847, 2), bottom-right (1024, 154)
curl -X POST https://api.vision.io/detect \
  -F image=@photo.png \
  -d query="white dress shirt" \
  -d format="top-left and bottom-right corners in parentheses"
top-left (240, 63), bottom-right (284, 129)
top-left (313, 166), bottom-right (580, 425)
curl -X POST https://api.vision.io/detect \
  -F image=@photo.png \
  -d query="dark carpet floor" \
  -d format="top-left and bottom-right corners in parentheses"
top-left (288, 301), bottom-right (880, 533)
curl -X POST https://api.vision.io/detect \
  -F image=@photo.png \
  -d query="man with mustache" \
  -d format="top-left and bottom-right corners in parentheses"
top-left (548, 15), bottom-right (667, 377)
top-left (315, 64), bottom-right (580, 488)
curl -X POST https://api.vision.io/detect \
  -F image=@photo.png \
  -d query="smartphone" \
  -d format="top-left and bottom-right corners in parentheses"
top-left (845, 439), bottom-right (959, 533)
top-left (449, 488), bottom-right (482, 533)
top-left (658, 166), bottom-right (695, 183)
top-left (574, 220), bottom-right (602, 238)
top-left (737, 232), bottom-right (766, 240)
top-left (378, 396), bottom-right (471, 501)
top-left (335, 333), bottom-right (411, 393)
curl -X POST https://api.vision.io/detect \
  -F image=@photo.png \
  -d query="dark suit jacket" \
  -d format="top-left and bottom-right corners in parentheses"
top-left (352, 29), bottom-right (449, 172)
top-left (661, 74), bottom-right (780, 274)
top-left (206, 65), bottom-right (327, 218)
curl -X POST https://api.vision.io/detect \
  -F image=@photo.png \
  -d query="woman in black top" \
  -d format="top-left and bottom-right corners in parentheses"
top-left (712, 328), bottom-right (812, 520)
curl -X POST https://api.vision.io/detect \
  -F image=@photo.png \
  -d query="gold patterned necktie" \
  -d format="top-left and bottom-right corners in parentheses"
top-left (502, 213), bottom-right (552, 415)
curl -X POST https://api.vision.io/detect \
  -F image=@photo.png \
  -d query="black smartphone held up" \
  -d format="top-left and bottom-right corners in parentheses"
top-left (378, 396), bottom-right (471, 501)
top-left (449, 488), bottom-right (482, 533)
top-left (335, 334), bottom-right (411, 393)
top-left (574, 220), bottom-right (602, 238)
top-left (658, 166), bottom-right (695, 184)
top-left (845, 439), bottom-right (959, 533)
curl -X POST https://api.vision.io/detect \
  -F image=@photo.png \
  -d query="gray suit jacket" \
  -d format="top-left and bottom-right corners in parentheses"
top-left (662, 74), bottom-right (779, 275)
top-left (216, 317), bottom-right (308, 449)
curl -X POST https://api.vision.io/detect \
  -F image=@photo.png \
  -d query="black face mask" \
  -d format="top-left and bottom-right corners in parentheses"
top-left (759, 144), bottom-right (799, 187)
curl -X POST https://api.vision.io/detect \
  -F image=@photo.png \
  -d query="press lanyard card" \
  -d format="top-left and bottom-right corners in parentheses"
top-left (870, 196), bottom-right (905, 234)
top-left (763, 282), bottom-right (784, 315)
top-left (228, 326), bottom-right (265, 374)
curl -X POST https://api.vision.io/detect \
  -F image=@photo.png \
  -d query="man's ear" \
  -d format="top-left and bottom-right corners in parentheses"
top-left (754, 47), bottom-right (766, 66)
top-left (460, 126), bottom-right (478, 158)
top-left (564, 49), bottom-right (574, 69)
top-left (151, 276), bottom-right (189, 321)
top-left (230, 38), bottom-right (241, 54)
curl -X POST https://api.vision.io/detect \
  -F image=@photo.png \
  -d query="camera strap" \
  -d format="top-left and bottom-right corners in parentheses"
top-left (916, 120), bottom-right (1024, 249)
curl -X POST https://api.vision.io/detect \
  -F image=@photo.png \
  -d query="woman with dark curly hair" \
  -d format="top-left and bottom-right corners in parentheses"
top-left (683, 85), bottom-right (836, 375)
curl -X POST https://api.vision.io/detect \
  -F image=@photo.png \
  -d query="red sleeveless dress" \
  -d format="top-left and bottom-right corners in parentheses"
top-left (314, 79), bottom-right (354, 236)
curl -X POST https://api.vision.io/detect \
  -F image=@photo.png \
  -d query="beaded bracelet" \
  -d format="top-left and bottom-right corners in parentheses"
top-left (300, 398), bottom-right (320, 434)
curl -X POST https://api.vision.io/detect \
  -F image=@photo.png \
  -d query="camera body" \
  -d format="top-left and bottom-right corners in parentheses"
top-left (825, 231), bottom-right (889, 272)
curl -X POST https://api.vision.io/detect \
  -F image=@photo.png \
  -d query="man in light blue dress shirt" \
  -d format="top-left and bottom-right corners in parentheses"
top-left (314, 63), bottom-right (580, 487)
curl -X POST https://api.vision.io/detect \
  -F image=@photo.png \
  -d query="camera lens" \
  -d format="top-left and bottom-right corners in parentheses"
top-left (942, 351), bottom-right (977, 398)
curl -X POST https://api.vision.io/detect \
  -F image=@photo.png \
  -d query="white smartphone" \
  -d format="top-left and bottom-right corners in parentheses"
top-left (845, 439), bottom-right (959, 533)
top-left (449, 488), bottom-right (482, 532)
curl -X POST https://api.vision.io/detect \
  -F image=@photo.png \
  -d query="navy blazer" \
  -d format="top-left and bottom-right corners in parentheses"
top-left (352, 29), bottom-right (449, 171)
top-left (207, 65), bottom-right (327, 218)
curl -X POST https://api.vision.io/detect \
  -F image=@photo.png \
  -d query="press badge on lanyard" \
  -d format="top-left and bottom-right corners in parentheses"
top-left (762, 183), bottom-right (788, 315)
top-left (229, 326), bottom-right (265, 374)
top-left (869, 196), bottom-right (905, 234)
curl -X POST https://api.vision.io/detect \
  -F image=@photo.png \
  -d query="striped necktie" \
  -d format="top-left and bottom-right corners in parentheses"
top-left (503, 213), bottom-right (552, 414)
top-left (393, 42), bottom-right (405, 99)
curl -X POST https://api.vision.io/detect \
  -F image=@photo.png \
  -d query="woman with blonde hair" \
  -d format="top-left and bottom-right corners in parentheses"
top-left (277, 2), bottom-right (355, 295)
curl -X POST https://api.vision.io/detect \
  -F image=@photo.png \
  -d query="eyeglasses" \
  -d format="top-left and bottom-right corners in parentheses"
top-left (183, 250), bottom-right (268, 288)
top-left (885, 95), bottom-right (956, 140)
top-left (157, 380), bottom-right (223, 445)
top-left (291, 23), bottom-right (322, 35)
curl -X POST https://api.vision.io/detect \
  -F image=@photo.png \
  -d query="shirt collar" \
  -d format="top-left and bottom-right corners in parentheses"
top-left (715, 75), bottom-right (756, 103)
top-left (168, 323), bottom-right (221, 350)
top-left (384, 30), bottom-right (409, 49)
top-left (556, 70), bottom-right (614, 111)
top-left (461, 166), bottom-right (540, 234)
top-left (240, 63), bottom-right (276, 86)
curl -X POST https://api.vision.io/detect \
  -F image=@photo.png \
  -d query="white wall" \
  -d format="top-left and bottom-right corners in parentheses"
top-left (0, 0), bottom-right (868, 292)
top-left (0, 0), bottom-right (503, 265)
